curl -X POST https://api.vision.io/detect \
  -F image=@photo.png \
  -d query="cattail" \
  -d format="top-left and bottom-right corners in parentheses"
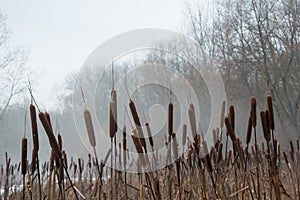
top-left (260, 111), bottom-right (270, 142)
top-left (84, 109), bottom-right (96, 147)
top-left (229, 105), bottom-right (235, 131)
top-left (168, 102), bottom-right (173, 137)
top-left (109, 101), bottom-right (117, 138)
top-left (246, 115), bottom-right (252, 144)
top-left (88, 154), bottom-right (91, 168)
top-left (129, 100), bottom-right (146, 149)
top-left (290, 141), bottom-right (294, 161)
top-left (39, 112), bottom-right (62, 158)
top-left (78, 158), bottom-right (82, 174)
top-left (123, 126), bottom-right (127, 168)
top-left (226, 150), bottom-right (232, 166)
top-left (58, 134), bottom-right (62, 151)
top-left (131, 128), bottom-right (144, 154)
top-left (111, 89), bottom-right (118, 133)
top-left (250, 97), bottom-right (257, 128)
top-left (30, 104), bottom-right (39, 151)
top-left (217, 142), bottom-right (223, 163)
top-left (145, 123), bottom-right (154, 148)
top-left (130, 128), bottom-right (146, 165)
top-left (290, 141), bottom-right (294, 154)
top-left (225, 117), bottom-right (235, 142)
top-left (31, 149), bottom-right (37, 174)
top-left (182, 123), bottom-right (187, 146)
top-left (44, 112), bottom-right (53, 132)
top-left (172, 133), bottom-right (179, 160)
top-left (21, 137), bottom-right (27, 175)
top-left (220, 100), bottom-right (226, 128)
top-left (188, 104), bottom-right (197, 139)
top-left (63, 150), bottom-right (67, 167)
top-left (266, 95), bottom-right (275, 130)
top-left (187, 146), bottom-right (192, 167)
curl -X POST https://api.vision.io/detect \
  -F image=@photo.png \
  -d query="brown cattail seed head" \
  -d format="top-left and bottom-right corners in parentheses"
top-left (123, 139), bottom-right (127, 167)
top-left (229, 105), bottom-right (235, 131)
top-left (188, 104), bottom-right (197, 139)
top-left (111, 90), bottom-right (118, 132)
top-left (84, 109), bottom-right (96, 147)
top-left (88, 154), bottom-right (91, 168)
top-left (63, 150), bottom-right (67, 167)
top-left (217, 142), bottom-right (223, 163)
top-left (145, 123), bottom-right (154, 147)
top-left (78, 158), bottom-right (82, 174)
top-left (21, 137), bottom-right (27, 175)
top-left (58, 134), bottom-right (62, 151)
top-left (182, 123), bottom-right (187, 146)
top-left (44, 112), bottom-right (53, 132)
top-left (260, 111), bottom-right (270, 142)
top-left (123, 125), bottom-right (126, 138)
top-left (265, 110), bottom-right (271, 137)
top-left (30, 104), bottom-right (39, 151)
top-left (246, 115), bottom-right (252, 144)
top-left (168, 102), bottom-right (173, 137)
top-left (109, 101), bottom-right (117, 138)
top-left (290, 141), bottom-right (295, 154)
top-left (225, 117), bottom-right (235, 142)
top-left (250, 97), bottom-right (257, 128)
top-left (39, 112), bottom-right (62, 158)
top-left (266, 95), bottom-right (275, 130)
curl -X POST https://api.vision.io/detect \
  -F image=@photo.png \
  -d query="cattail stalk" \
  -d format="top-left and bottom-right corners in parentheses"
top-left (30, 104), bottom-right (42, 200)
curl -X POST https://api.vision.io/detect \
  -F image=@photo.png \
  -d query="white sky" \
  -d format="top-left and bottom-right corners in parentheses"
top-left (0, 0), bottom-right (186, 109)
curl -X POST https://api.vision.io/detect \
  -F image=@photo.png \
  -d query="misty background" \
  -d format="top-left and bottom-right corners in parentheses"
top-left (0, 0), bottom-right (299, 164)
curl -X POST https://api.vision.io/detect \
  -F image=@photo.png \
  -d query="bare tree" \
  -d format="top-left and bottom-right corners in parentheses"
top-left (184, 0), bottom-right (300, 136)
top-left (0, 12), bottom-right (34, 120)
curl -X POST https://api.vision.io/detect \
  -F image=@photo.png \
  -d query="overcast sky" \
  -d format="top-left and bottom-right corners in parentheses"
top-left (1, 0), bottom-right (186, 109)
